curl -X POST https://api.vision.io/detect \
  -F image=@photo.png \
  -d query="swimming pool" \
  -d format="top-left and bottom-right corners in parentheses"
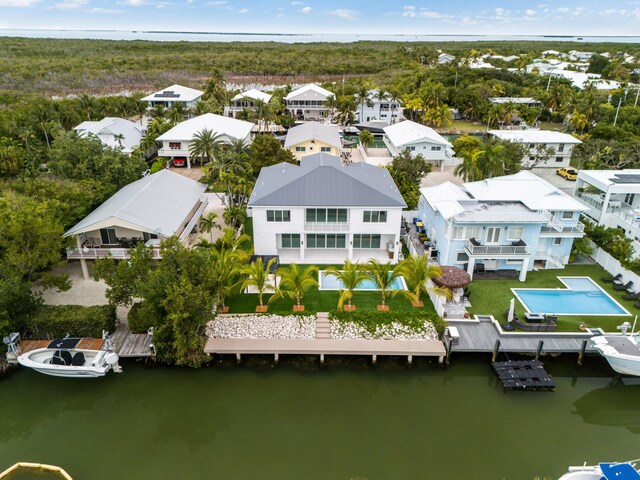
top-left (318, 271), bottom-right (407, 291)
top-left (512, 276), bottom-right (630, 316)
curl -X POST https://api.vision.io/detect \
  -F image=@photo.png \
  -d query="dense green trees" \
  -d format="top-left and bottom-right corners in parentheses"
top-left (386, 149), bottom-right (432, 210)
top-left (453, 135), bottom-right (525, 181)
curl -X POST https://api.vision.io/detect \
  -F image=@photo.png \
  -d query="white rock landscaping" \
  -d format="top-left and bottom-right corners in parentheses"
top-left (330, 320), bottom-right (438, 341)
top-left (207, 314), bottom-right (316, 339)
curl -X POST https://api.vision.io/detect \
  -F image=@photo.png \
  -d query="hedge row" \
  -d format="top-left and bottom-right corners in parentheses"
top-left (20, 305), bottom-right (117, 339)
top-left (329, 309), bottom-right (446, 336)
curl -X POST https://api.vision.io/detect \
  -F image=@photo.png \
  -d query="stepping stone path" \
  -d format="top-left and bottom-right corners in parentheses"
top-left (315, 312), bottom-right (331, 339)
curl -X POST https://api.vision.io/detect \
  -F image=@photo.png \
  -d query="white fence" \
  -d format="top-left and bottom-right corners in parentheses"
top-left (427, 280), bottom-right (446, 317)
top-left (593, 247), bottom-right (640, 293)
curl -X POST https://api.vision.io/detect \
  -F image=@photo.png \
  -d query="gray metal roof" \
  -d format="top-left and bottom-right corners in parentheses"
top-left (65, 169), bottom-right (206, 237)
top-left (248, 153), bottom-right (406, 208)
top-left (284, 122), bottom-right (342, 149)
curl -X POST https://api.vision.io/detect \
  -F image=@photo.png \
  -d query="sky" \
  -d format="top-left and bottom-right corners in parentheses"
top-left (0, 0), bottom-right (639, 36)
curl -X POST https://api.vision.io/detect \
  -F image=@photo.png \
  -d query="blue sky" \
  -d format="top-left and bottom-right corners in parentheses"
top-left (0, 0), bottom-right (639, 35)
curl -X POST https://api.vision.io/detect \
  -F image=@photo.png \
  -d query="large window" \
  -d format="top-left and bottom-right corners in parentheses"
top-left (452, 226), bottom-right (482, 240)
top-left (507, 226), bottom-right (525, 240)
top-left (100, 228), bottom-right (118, 245)
top-left (169, 142), bottom-right (181, 150)
top-left (306, 234), bottom-right (346, 249)
top-left (267, 210), bottom-right (291, 222)
top-left (561, 211), bottom-right (574, 220)
top-left (363, 211), bottom-right (387, 223)
top-left (280, 234), bottom-right (300, 249)
top-left (295, 146), bottom-right (306, 152)
top-left (353, 234), bottom-right (381, 249)
top-left (320, 146), bottom-right (331, 152)
top-left (431, 146), bottom-right (442, 151)
top-left (306, 208), bottom-right (348, 223)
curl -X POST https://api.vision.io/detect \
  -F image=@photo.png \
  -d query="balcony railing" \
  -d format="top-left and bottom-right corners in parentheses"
top-left (304, 223), bottom-right (350, 232)
top-left (541, 221), bottom-right (585, 234)
top-left (67, 247), bottom-right (163, 260)
top-left (465, 239), bottom-right (529, 256)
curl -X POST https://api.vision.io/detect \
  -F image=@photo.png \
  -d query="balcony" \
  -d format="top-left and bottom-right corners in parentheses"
top-left (540, 221), bottom-right (585, 235)
top-left (67, 247), bottom-right (163, 260)
top-left (304, 223), bottom-right (350, 232)
top-left (465, 239), bottom-right (529, 256)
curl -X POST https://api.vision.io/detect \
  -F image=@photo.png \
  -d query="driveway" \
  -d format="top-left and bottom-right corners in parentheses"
top-left (421, 167), bottom-right (464, 188)
top-left (530, 167), bottom-right (577, 195)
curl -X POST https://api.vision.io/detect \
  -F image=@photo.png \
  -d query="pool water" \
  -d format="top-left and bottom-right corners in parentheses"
top-left (512, 276), bottom-right (630, 316)
top-left (319, 271), bottom-right (406, 290)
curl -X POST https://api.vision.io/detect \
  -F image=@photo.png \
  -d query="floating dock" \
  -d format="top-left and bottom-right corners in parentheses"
top-left (492, 360), bottom-right (556, 391)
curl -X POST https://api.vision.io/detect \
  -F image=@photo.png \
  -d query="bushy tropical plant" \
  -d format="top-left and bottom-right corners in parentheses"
top-left (326, 260), bottom-right (369, 310)
top-left (397, 255), bottom-right (450, 306)
top-left (242, 257), bottom-right (277, 310)
top-left (365, 259), bottom-right (403, 309)
top-left (270, 263), bottom-right (318, 309)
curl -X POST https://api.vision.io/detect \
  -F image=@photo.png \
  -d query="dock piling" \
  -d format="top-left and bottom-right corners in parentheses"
top-left (274, 353), bottom-right (279, 363)
top-left (236, 353), bottom-right (241, 364)
top-left (407, 355), bottom-right (413, 365)
top-left (320, 353), bottom-right (325, 364)
top-left (535, 340), bottom-right (544, 361)
top-left (372, 354), bottom-right (377, 365)
top-left (492, 339), bottom-right (501, 362)
top-left (578, 340), bottom-right (588, 365)
top-left (445, 335), bottom-right (452, 365)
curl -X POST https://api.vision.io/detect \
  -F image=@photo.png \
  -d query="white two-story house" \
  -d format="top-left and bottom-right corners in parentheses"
top-left (248, 153), bottom-right (406, 264)
top-left (73, 117), bottom-right (145, 155)
top-left (383, 120), bottom-right (456, 171)
top-left (354, 89), bottom-right (403, 125)
top-left (488, 130), bottom-right (582, 169)
top-left (418, 171), bottom-right (586, 281)
top-left (224, 89), bottom-right (272, 118)
top-left (142, 84), bottom-right (204, 110)
top-left (285, 84), bottom-right (335, 121)
top-left (156, 113), bottom-right (253, 168)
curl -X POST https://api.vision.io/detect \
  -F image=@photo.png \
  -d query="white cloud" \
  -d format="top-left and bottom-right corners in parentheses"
top-left (87, 6), bottom-right (121, 13)
top-left (418, 9), bottom-right (450, 19)
top-left (0, 0), bottom-right (38, 5)
top-left (525, 9), bottom-right (536, 15)
top-left (329, 8), bottom-right (359, 19)
top-left (557, 7), bottom-right (569, 13)
top-left (301, 5), bottom-right (311, 13)
top-left (290, 0), bottom-right (303, 4)
top-left (238, 7), bottom-right (248, 13)
top-left (119, 0), bottom-right (147, 5)
top-left (52, 0), bottom-right (88, 10)
top-left (402, 5), bottom-right (415, 17)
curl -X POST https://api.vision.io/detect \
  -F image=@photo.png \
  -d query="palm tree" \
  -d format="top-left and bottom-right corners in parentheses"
top-left (424, 105), bottom-right (453, 128)
top-left (189, 129), bottom-right (225, 168)
top-left (215, 227), bottom-right (251, 252)
top-left (242, 257), bottom-right (277, 311)
top-left (397, 256), bottom-right (450, 307)
top-left (454, 150), bottom-right (483, 182)
top-left (326, 261), bottom-right (369, 311)
top-left (150, 104), bottom-right (167, 120)
top-left (250, 99), bottom-right (274, 133)
top-left (270, 263), bottom-right (318, 311)
top-left (366, 259), bottom-right (403, 310)
top-left (198, 212), bottom-right (221, 242)
top-left (355, 85), bottom-right (372, 123)
top-left (358, 130), bottom-right (374, 153)
top-left (78, 94), bottom-right (95, 121)
top-left (168, 103), bottom-right (188, 123)
top-left (209, 248), bottom-right (246, 312)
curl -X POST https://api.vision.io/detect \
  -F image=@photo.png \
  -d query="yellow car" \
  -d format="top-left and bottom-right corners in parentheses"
top-left (556, 167), bottom-right (578, 181)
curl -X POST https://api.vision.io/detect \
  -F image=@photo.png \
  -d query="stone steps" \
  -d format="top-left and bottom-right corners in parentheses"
top-left (315, 312), bottom-right (332, 339)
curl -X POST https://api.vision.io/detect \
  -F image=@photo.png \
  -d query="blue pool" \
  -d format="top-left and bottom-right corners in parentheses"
top-left (512, 277), bottom-right (630, 316)
top-left (319, 271), bottom-right (407, 291)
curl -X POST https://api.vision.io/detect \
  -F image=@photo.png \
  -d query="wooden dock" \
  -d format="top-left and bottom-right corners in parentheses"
top-left (18, 338), bottom-right (104, 355)
top-left (204, 337), bottom-right (446, 363)
top-left (111, 323), bottom-right (155, 358)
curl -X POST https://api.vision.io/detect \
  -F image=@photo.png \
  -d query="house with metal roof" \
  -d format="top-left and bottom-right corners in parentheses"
top-left (418, 171), bottom-right (586, 281)
top-left (142, 84), bottom-right (204, 109)
top-left (354, 89), bottom-right (403, 125)
top-left (156, 113), bottom-right (254, 169)
top-left (224, 89), bottom-right (273, 119)
top-left (65, 169), bottom-right (208, 279)
top-left (383, 120), bottom-right (456, 171)
top-left (248, 153), bottom-right (406, 264)
top-left (73, 117), bottom-right (145, 155)
top-left (488, 129), bottom-right (582, 169)
top-left (284, 84), bottom-right (335, 121)
top-left (284, 122), bottom-right (342, 161)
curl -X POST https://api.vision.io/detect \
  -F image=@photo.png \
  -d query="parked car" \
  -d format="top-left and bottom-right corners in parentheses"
top-left (556, 167), bottom-right (577, 180)
top-left (171, 157), bottom-right (187, 168)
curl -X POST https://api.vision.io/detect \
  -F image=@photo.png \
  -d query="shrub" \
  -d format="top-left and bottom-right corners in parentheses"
top-left (128, 301), bottom-right (158, 333)
top-left (20, 304), bottom-right (117, 339)
top-left (329, 309), bottom-right (446, 336)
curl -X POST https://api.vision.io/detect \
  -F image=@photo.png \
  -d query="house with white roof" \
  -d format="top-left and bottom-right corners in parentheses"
top-left (574, 170), bottom-right (640, 254)
top-left (156, 113), bottom-right (254, 168)
top-left (354, 89), bottom-right (403, 125)
top-left (544, 69), bottom-right (621, 91)
top-left (383, 120), bottom-right (456, 171)
top-left (284, 84), bottom-right (335, 121)
top-left (142, 84), bottom-right (204, 110)
top-left (73, 117), bottom-right (145, 155)
top-left (284, 122), bottom-right (342, 161)
top-left (418, 171), bottom-right (586, 281)
top-left (489, 97), bottom-right (541, 108)
top-left (437, 53), bottom-right (455, 64)
top-left (248, 153), bottom-right (406, 264)
top-left (488, 129), bottom-right (582, 169)
top-left (224, 89), bottom-right (272, 118)
top-left (65, 169), bottom-right (208, 279)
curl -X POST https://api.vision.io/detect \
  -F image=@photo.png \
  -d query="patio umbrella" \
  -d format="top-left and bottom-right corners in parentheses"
top-left (507, 298), bottom-right (515, 324)
top-left (432, 266), bottom-right (472, 290)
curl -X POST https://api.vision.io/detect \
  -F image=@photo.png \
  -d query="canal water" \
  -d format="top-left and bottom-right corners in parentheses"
top-left (0, 356), bottom-right (638, 480)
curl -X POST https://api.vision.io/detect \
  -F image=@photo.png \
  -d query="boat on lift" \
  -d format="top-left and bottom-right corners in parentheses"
top-left (558, 459), bottom-right (640, 480)
top-left (591, 322), bottom-right (640, 376)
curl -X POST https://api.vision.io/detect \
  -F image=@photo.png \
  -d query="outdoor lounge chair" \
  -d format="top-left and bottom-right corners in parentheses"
top-left (635, 301), bottom-right (640, 309)
top-left (614, 281), bottom-right (633, 291)
top-left (623, 292), bottom-right (640, 300)
top-left (602, 273), bottom-right (622, 283)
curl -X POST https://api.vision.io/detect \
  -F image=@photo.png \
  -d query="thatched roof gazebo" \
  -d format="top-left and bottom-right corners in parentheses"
top-left (432, 266), bottom-right (472, 290)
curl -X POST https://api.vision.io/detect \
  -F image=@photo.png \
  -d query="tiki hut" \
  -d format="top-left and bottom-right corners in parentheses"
top-left (432, 266), bottom-right (471, 290)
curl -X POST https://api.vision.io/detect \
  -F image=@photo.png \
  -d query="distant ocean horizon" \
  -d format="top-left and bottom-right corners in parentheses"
top-left (1, 29), bottom-right (640, 43)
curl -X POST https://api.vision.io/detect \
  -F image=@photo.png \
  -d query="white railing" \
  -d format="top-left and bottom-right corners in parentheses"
top-left (179, 199), bottom-right (209, 242)
top-left (304, 223), bottom-right (350, 232)
top-left (541, 221), bottom-right (585, 234)
top-left (465, 240), bottom-right (529, 256)
top-left (611, 208), bottom-right (640, 233)
top-left (67, 247), bottom-right (162, 260)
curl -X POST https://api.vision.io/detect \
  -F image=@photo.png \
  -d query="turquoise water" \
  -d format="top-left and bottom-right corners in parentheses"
top-left (513, 277), bottom-right (630, 316)
top-left (319, 271), bottom-right (406, 290)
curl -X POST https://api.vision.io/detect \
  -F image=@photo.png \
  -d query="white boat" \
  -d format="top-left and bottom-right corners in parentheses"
top-left (8, 335), bottom-right (122, 378)
top-left (559, 460), bottom-right (640, 480)
top-left (591, 333), bottom-right (640, 376)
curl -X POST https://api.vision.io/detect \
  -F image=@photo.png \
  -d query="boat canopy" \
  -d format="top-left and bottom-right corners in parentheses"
top-left (600, 463), bottom-right (640, 480)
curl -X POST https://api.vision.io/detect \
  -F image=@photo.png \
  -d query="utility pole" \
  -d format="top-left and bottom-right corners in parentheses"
top-left (545, 74), bottom-right (552, 92)
top-left (634, 87), bottom-right (639, 108)
top-left (613, 96), bottom-right (623, 127)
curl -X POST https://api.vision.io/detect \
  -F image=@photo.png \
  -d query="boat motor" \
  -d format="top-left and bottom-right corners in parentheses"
top-left (104, 352), bottom-right (123, 373)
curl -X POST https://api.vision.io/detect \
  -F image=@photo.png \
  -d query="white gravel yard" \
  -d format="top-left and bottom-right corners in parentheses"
top-left (330, 320), bottom-right (438, 341)
top-left (207, 314), bottom-right (316, 339)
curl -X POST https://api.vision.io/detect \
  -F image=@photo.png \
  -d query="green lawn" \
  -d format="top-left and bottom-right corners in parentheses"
top-left (467, 264), bottom-right (636, 332)
top-left (449, 120), bottom-right (486, 132)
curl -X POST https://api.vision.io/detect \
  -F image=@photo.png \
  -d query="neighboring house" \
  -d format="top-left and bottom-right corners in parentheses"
top-left (418, 171), bottom-right (586, 281)
top-left (568, 51), bottom-right (595, 62)
top-left (574, 170), bottom-right (640, 254)
top-left (224, 89), bottom-right (272, 118)
top-left (437, 53), bottom-right (455, 64)
top-left (284, 84), bottom-right (335, 121)
top-left (156, 113), bottom-right (254, 168)
top-left (354, 89), bottom-right (403, 125)
top-left (65, 169), bottom-right (208, 280)
top-left (488, 97), bottom-right (542, 108)
top-left (284, 122), bottom-right (342, 161)
top-left (543, 69), bottom-right (621, 90)
top-left (142, 84), bottom-right (204, 110)
top-left (248, 153), bottom-right (406, 264)
top-left (488, 129), bottom-right (582, 169)
top-left (383, 120), bottom-right (456, 171)
top-left (73, 117), bottom-right (145, 155)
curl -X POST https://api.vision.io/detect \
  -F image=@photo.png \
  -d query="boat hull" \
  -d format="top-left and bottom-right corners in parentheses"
top-left (601, 355), bottom-right (640, 376)
top-left (17, 348), bottom-right (113, 378)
